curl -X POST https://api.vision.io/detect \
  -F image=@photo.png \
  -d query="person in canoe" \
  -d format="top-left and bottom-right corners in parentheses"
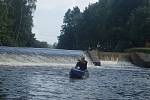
top-left (69, 56), bottom-right (89, 78)
top-left (75, 56), bottom-right (88, 71)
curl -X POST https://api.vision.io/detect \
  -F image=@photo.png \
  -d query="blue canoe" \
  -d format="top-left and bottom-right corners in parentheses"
top-left (69, 68), bottom-right (89, 79)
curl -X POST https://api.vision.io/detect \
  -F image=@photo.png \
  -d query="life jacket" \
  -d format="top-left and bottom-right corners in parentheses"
top-left (76, 61), bottom-right (87, 71)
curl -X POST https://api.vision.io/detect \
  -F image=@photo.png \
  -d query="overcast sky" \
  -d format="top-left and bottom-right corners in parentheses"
top-left (32, 0), bottom-right (98, 44)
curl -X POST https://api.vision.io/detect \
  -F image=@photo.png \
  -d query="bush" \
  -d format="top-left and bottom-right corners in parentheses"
top-left (0, 35), bottom-right (18, 46)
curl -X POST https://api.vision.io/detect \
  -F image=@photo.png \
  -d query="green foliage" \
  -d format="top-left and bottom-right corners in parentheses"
top-left (57, 7), bottom-right (82, 49)
top-left (128, 7), bottom-right (150, 47)
top-left (33, 40), bottom-right (49, 48)
top-left (0, 34), bottom-right (17, 46)
top-left (0, 0), bottom-right (48, 48)
top-left (57, 0), bottom-right (150, 51)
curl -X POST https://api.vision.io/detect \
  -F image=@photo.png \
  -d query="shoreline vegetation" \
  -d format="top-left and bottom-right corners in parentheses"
top-left (57, 0), bottom-right (150, 52)
top-left (0, 0), bottom-right (49, 48)
top-left (0, 1), bottom-right (150, 67)
top-left (0, 0), bottom-right (150, 50)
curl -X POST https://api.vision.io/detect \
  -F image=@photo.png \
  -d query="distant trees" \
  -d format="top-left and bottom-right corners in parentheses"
top-left (57, 7), bottom-right (82, 49)
top-left (0, 0), bottom-right (48, 48)
top-left (128, 6), bottom-right (150, 47)
top-left (57, 0), bottom-right (150, 51)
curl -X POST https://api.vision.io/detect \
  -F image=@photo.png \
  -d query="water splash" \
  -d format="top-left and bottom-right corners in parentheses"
top-left (0, 47), bottom-right (86, 66)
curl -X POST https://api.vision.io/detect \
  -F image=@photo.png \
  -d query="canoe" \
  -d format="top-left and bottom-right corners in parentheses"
top-left (69, 68), bottom-right (89, 79)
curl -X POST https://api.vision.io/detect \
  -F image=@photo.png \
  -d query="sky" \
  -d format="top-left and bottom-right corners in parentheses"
top-left (32, 0), bottom-right (98, 44)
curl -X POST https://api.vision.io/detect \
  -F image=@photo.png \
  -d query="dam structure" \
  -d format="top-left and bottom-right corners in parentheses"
top-left (0, 47), bottom-right (89, 66)
top-left (0, 47), bottom-right (149, 99)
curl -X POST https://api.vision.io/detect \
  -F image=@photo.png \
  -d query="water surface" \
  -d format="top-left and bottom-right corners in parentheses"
top-left (0, 47), bottom-right (149, 100)
top-left (0, 65), bottom-right (150, 100)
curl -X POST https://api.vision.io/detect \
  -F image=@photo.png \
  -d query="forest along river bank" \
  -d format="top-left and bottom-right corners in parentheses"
top-left (0, 47), bottom-right (150, 99)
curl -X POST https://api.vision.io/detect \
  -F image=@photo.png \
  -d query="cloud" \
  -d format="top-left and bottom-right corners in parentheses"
top-left (75, 0), bottom-right (98, 10)
top-left (37, 0), bottom-right (98, 11)
top-left (37, 0), bottom-right (75, 10)
top-left (33, 0), bottom-right (98, 44)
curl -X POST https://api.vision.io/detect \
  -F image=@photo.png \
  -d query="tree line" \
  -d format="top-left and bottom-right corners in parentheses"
top-left (0, 0), bottom-right (48, 48)
top-left (57, 0), bottom-right (150, 52)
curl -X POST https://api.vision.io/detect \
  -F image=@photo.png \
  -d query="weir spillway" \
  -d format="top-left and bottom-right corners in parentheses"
top-left (0, 47), bottom-right (91, 66)
top-left (0, 47), bottom-right (149, 100)
top-left (0, 47), bottom-right (137, 68)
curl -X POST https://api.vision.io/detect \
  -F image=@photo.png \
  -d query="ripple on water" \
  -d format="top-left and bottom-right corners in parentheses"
top-left (0, 66), bottom-right (149, 99)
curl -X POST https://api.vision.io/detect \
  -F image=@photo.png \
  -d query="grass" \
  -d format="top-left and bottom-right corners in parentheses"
top-left (125, 48), bottom-right (150, 54)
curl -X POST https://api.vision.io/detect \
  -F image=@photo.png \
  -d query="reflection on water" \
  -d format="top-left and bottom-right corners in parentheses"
top-left (0, 65), bottom-right (150, 100)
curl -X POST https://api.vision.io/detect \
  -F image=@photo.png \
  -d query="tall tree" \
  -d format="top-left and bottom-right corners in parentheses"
top-left (57, 7), bottom-right (81, 49)
top-left (0, 0), bottom-right (42, 47)
top-left (58, 0), bottom-right (149, 51)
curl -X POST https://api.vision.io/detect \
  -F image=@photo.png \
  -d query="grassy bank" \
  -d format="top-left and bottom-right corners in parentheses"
top-left (126, 48), bottom-right (150, 54)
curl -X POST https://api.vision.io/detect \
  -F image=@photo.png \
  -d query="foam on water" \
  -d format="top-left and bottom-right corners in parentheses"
top-left (0, 46), bottom-right (139, 69)
top-left (98, 60), bottom-right (142, 71)
top-left (0, 47), bottom-right (93, 66)
top-left (0, 47), bottom-right (149, 99)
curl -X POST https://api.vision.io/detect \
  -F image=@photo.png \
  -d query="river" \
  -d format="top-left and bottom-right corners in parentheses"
top-left (0, 47), bottom-right (150, 100)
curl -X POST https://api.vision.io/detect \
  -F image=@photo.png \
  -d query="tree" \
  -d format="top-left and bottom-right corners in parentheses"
top-left (128, 7), bottom-right (150, 47)
top-left (57, 0), bottom-right (149, 51)
top-left (0, 0), bottom-right (48, 47)
top-left (57, 7), bottom-right (82, 49)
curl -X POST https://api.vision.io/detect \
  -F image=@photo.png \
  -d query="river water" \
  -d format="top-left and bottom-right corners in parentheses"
top-left (0, 47), bottom-right (150, 100)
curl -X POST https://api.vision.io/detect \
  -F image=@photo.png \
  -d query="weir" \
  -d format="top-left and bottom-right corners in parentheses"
top-left (0, 47), bottom-right (145, 100)
top-left (0, 47), bottom-right (90, 66)
top-left (86, 50), bottom-right (137, 68)
top-left (98, 52), bottom-right (137, 68)
top-left (0, 47), bottom-right (135, 68)
top-left (98, 52), bottom-right (130, 61)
